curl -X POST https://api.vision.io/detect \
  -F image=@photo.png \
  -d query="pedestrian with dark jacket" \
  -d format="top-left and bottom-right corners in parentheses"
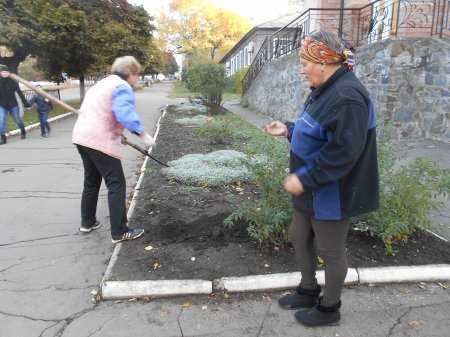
top-left (0, 65), bottom-right (31, 144)
top-left (29, 86), bottom-right (53, 137)
top-left (264, 31), bottom-right (379, 327)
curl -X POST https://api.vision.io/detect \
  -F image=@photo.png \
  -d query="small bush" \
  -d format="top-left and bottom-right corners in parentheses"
top-left (360, 157), bottom-right (450, 255)
top-left (185, 62), bottom-right (227, 108)
top-left (197, 116), bottom-right (233, 144)
top-left (226, 67), bottom-right (248, 94)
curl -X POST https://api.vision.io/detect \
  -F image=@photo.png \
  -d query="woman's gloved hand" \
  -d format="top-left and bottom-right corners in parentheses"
top-left (139, 132), bottom-right (155, 147)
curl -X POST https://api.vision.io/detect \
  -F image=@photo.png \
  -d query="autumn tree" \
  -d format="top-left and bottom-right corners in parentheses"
top-left (159, 0), bottom-right (250, 61)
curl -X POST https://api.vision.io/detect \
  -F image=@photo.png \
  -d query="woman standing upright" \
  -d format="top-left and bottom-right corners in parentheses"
top-left (72, 56), bottom-right (155, 244)
top-left (265, 31), bottom-right (379, 326)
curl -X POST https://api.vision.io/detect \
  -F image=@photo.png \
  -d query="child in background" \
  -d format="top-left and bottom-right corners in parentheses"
top-left (29, 86), bottom-right (53, 137)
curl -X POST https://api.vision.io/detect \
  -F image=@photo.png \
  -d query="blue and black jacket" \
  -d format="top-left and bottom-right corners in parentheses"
top-left (286, 66), bottom-right (379, 220)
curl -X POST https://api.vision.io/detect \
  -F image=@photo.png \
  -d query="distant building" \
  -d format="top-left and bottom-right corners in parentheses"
top-left (219, 14), bottom-right (300, 77)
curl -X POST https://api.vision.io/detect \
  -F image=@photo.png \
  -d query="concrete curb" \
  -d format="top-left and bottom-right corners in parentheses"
top-left (100, 264), bottom-right (450, 299)
top-left (214, 269), bottom-right (359, 293)
top-left (101, 106), bottom-right (169, 286)
top-left (102, 280), bottom-right (212, 299)
top-left (6, 112), bottom-right (74, 137)
top-left (358, 264), bottom-right (450, 284)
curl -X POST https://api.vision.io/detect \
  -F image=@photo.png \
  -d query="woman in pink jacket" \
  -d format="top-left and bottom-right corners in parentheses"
top-left (72, 56), bottom-right (154, 244)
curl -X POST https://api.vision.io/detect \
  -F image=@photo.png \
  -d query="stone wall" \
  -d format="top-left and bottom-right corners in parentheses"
top-left (243, 38), bottom-right (450, 140)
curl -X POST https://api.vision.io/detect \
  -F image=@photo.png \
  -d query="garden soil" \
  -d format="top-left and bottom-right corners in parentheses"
top-left (110, 106), bottom-right (450, 281)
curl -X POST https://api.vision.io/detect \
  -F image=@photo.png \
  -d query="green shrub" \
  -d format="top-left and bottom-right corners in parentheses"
top-left (197, 116), bottom-right (233, 144)
top-left (185, 62), bottom-right (227, 108)
top-left (360, 157), bottom-right (450, 255)
top-left (226, 67), bottom-right (248, 94)
top-left (354, 122), bottom-right (450, 255)
top-left (219, 115), bottom-right (292, 246)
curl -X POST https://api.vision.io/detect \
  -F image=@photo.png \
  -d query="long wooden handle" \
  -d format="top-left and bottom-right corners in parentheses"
top-left (9, 73), bottom-right (79, 114)
top-left (8, 72), bottom-right (163, 164)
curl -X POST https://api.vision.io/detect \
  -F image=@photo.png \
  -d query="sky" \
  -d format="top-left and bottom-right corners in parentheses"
top-left (130, 0), bottom-right (294, 25)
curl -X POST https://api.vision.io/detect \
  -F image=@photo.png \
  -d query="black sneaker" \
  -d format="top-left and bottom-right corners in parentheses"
top-left (79, 221), bottom-right (102, 233)
top-left (295, 297), bottom-right (341, 327)
top-left (111, 228), bottom-right (144, 244)
top-left (278, 285), bottom-right (321, 310)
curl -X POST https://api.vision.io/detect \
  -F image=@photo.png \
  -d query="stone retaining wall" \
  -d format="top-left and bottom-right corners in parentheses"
top-left (243, 38), bottom-right (450, 140)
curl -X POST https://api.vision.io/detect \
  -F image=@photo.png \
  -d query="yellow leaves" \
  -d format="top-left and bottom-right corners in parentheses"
top-left (159, 0), bottom-right (251, 60)
top-left (181, 299), bottom-right (193, 308)
top-left (407, 320), bottom-right (425, 329)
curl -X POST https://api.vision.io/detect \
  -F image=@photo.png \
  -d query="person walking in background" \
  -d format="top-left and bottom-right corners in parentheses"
top-left (72, 56), bottom-right (155, 244)
top-left (0, 64), bottom-right (31, 144)
top-left (29, 85), bottom-right (53, 137)
top-left (264, 31), bottom-right (379, 327)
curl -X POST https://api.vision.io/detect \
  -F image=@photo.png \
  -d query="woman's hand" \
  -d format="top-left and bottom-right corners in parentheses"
top-left (139, 132), bottom-right (155, 147)
top-left (264, 121), bottom-right (288, 137)
top-left (283, 174), bottom-right (304, 195)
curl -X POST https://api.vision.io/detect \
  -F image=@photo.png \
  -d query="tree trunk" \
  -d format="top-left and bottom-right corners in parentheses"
top-left (79, 75), bottom-right (86, 101)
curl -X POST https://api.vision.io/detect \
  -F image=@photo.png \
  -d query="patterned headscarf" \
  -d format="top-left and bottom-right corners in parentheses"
top-left (300, 37), bottom-right (355, 71)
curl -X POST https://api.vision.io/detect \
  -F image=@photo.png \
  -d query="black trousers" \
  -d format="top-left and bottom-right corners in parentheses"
top-left (76, 145), bottom-right (128, 238)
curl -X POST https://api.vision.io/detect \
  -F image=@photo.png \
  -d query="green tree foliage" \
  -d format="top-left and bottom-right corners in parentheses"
top-left (0, 0), bottom-right (157, 98)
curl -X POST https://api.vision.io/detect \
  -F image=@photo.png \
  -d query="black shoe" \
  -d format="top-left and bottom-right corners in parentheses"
top-left (0, 135), bottom-right (6, 145)
top-left (41, 133), bottom-right (48, 138)
top-left (111, 228), bottom-right (144, 244)
top-left (295, 297), bottom-right (341, 327)
top-left (20, 132), bottom-right (26, 139)
top-left (278, 285), bottom-right (321, 310)
top-left (79, 221), bottom-right (102, 233)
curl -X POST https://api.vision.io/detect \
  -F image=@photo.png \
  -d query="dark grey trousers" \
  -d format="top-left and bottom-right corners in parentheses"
top-left (289, 209), bottom-right (350, 306)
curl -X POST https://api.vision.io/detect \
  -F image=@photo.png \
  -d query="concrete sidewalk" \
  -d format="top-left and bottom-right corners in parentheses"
top-left (0, 82), bottom-right (174, 337)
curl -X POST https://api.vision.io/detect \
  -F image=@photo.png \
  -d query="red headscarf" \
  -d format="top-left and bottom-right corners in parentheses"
top-left (300, 37), bottom-right (355, 71)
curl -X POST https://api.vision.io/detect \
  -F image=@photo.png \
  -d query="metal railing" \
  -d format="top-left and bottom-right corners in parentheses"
top-left (23, 89), bottom-right (61, 102)
top-left (242, 0), bottom-right (450, 93)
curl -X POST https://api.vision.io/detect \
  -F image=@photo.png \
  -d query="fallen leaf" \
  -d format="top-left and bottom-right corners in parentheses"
top-left (141, 296), bottom-right (152, 303)
top-left (264, 263), bottom-right (270, 268)
top-left (114, 300), bottom-right (123, 304)
top-left (144, 245), bottom-right (154, 251)
top-left (90, 289), bottom-right (98, 296)
top-left (437, 282), bottom-right (448, 289)
top-left (201, 305), bottom-right (207, 310)
top-left (153, 261), bottom-right (161, 270)
top-left (408, 320), bottom-right (424, 329)
top-left (128, 298), bottom-right (137, 302)
top-left (318, 256), bottom-right (325, 267)
top-left (223, 293), bottom-right (230, 299)
top-left (182, 299), bottom-right (192, 309)
top-left (191, 257), bottom-right (196, 262)
top-left (417, 282), bottom-right (427, 289)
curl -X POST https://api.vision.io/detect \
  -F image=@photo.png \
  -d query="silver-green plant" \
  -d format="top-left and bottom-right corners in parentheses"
top-left (175, 115), bottom-right (209, 126)
top-left (161, 150), bottom-right (253, 186)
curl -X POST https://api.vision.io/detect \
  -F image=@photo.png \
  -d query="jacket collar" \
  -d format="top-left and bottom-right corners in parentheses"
top-left (310, 66), bottom-right (349, 100)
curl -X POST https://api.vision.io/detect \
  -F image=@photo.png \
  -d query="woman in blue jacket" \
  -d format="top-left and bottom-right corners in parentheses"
top-left (265, 31), bottom-right (379, 327)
